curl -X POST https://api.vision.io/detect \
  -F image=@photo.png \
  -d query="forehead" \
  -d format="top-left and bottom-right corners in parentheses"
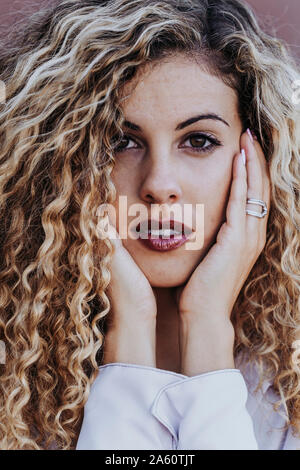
top-left (120, 55), bottom-right (239, 126)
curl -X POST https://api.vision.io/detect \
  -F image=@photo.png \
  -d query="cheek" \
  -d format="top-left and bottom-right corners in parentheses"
top-left (110, 165), bottom-right (135, 216)
top-left (110, 164), bottom-right (130, 194)
top-left (194, 162), bottom-right (233, 240)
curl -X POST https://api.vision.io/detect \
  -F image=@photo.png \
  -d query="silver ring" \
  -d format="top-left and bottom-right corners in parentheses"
top-left (246, 198), bottom-right (268, 218)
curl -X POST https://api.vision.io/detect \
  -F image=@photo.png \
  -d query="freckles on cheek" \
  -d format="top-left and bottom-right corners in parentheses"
top-left (112, 162), bottom-right (139, 194)
top-left (111, 171), bottom-right (130, 197)
top-left (215, 166), bottom-right (233, 221)
top-left (201, 164), bottom-right (232, 229)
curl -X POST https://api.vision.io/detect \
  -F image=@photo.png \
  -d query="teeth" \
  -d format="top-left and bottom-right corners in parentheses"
top-left (148, 229), bottom-right (181, 236)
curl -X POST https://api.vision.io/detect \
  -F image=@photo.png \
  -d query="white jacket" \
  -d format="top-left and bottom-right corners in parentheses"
top-left (76, 354), bottom-right (300, 450)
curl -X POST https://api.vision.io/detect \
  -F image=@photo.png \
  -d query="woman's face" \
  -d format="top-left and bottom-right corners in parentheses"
top-left (110, 54), bottom-right (243, 287)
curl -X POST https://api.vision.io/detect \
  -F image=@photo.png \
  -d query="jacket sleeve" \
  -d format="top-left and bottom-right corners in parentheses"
top-left (75, 362), bottom-right (187, 450)
top-left (150, 368), bottom-right (259, 450)
top-left (282, 426), bottom-right (300, 450)
top-left (76, 359), bottom-right (299, 450)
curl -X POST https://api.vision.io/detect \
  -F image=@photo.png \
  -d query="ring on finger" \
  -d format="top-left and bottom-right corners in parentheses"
top-left (245, 198), bottom-right (268, 218)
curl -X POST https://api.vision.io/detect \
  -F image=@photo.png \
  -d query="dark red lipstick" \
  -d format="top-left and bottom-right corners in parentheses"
top-left (136, 219), bottom-right (194, 252)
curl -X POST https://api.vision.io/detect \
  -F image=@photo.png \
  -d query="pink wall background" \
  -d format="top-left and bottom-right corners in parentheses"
top-left (0, 0), bottom-right (299, 61)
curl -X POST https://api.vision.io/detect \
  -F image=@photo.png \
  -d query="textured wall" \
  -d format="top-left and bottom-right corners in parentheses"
top-left (247, 0), bottom-right (300, 61)
top-left (0, 0), bottom-right (299, 61)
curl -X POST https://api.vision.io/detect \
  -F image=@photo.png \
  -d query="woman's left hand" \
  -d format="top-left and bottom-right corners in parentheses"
top-left (176, 130), bottom-right (271, 376)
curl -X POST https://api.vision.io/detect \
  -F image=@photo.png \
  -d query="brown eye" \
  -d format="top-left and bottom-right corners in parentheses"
top-left (189, 135), bottom-right (207, 148)
top-left (114, 136), bottom-right (138, 152)
top-left (181, 132), bottom-right (222, 155)
top-left (116, 137), bottom-right (129, 150)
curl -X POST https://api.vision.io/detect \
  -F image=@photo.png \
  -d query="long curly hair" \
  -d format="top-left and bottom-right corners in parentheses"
top-left (0, 0), bottom-right (299, 450)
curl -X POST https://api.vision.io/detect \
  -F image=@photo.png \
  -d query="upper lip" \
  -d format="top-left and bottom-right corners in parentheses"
top-left (136, 219), bottom-right (193, 236)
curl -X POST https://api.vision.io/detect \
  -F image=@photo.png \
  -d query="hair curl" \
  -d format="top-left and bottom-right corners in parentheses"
top-left (0, 0), bottom-right (299, 449)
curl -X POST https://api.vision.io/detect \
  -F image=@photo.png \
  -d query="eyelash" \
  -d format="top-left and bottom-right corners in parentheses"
top-left (114, 133), bottom-right (222, 155)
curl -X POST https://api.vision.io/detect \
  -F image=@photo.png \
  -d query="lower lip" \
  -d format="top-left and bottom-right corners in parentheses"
top-left (138, 233), bottom-right (192, 252)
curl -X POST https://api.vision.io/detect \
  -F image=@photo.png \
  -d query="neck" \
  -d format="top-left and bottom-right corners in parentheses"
top-left (153, 286), bottom-right (178, 314)
top-left (152, 286), bottom-right (181, 373)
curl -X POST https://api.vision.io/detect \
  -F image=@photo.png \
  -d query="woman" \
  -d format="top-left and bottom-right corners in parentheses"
top-left (0, 0), bottom-right (299, 450)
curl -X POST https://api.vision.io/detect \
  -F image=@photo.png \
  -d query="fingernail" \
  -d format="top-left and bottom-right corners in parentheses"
top-left (247, 128), bottom-right (254, 143)
top-left (252, 131), bottom-right (258, 141)
top-left (241, 148), bottom-right (246, 165)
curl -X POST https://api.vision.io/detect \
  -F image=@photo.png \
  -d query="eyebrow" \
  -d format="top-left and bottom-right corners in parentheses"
top-left (123, 113), bottom-right (230, 132)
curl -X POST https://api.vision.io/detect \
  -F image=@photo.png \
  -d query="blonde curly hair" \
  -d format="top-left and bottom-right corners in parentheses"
top-left (0, 0), bottom-right (299, 450)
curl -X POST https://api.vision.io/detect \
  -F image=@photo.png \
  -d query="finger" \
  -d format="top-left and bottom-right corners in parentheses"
top-left (252, 138), bottom-right (271, 213)
top-left (250, 129), bottom-right (270, 205)
top-left (252, 139), bottom-right (271, 250)
top-left (241, 130), bottom-right (264, 235)
top-left (225, 149), bottom-right (247, 233)
top-left (241, 132), bottom-right (266, 249)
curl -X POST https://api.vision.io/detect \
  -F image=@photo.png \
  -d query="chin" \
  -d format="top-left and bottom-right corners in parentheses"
top-left (123, 240), bottom-right (207, 288)
top-left (148, 276), bottom-right (188, 288)
top-left (138, 261), bottom-right (197, 288)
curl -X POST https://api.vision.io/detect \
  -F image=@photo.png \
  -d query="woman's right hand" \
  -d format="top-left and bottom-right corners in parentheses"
top-left (100, 221), bottom-right (157, 367)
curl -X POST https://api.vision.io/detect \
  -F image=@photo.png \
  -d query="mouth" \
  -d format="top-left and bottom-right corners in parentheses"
top-left (136, 219), bottom-right (193, 238)
top-left (135, 219), bottom-right (194, 252)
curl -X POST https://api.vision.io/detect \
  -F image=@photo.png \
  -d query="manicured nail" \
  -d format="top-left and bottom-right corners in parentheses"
top-left (247, 128), bottom-right (254, 143)
top-left (241, 148), bottom-right (246, 165)
top-left (251, 130), bottom-right (258, 141)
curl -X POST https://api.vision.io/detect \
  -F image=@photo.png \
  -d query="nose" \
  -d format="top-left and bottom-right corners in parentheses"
top-left (139, 157), bottom-right (182, 205)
